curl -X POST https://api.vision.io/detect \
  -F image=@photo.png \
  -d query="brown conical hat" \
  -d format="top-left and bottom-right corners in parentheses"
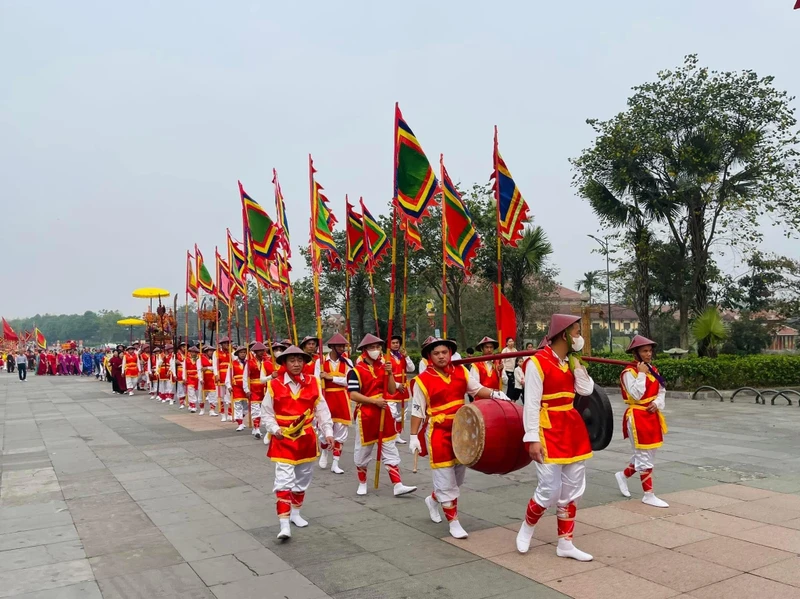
top-left (250, 342), bottom-right (268, 352)
top-left (235, 345), bottom-right (248, 354)
top-left (188, 346), bottom-right (200, 353)
top-left (203, 345), bottom-right (215, 352)
top-left (626, 335), bottom-right (657, 353)
top-left (276, 345), bottom-right (312, 365)
top-left (218, 336), bottom-right (231, 344)
top-left (357, 333), bottom-right (384, 351)
top-left (326, 333), bottom-right (348, 346)
top-left (164, 344), bottom-right (174, 351)
top-left (421, 337), bottom-right (458, 359)
top-left (152, 346), bottom-right (162, 352)
top-left (299, 336), bottom-right (319, 348)
top-left (546, 314), bottom-right (582, 340)
top-left (475, 336), bottom-right (499, 350)
top-left (537, 336), bottom-right (549, 350)
top-left (421, 335), bottom-right (435, 346)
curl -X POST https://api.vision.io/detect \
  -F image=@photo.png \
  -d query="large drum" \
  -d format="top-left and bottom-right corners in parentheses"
top-left (452, 399), bottom-right (531, 475)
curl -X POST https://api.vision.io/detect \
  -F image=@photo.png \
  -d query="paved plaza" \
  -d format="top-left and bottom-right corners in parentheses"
top-left (2, 374), bottom-right (800, 598)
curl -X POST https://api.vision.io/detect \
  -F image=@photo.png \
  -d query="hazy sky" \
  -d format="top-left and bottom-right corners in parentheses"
top-left (2, 1), bottom-right (797, 319)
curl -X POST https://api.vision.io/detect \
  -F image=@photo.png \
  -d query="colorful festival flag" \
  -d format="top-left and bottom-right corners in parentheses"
top-left (345, 197), bottom-right (366, 274)
top-left (394, 103), bottom-right (440, 222)
top-left (401, 219), bottom-right (422, 252)
top-left (492, 126), bottom-right (531, 246)
top-left (1, 318), bottom-right (17, 342)
top-left (35, 327), bottom-right (46, 349)
top-left (360, 198), bottom-right (389, 273)
top-left (240, 181), bottom-right (279, 261)
top-left (273, 169), bottom-right (291, 257)
top-left (195, 245), bottom-right (216, 293)
top-left (215, 249), bottom-right (232, 305)
top-left (309, 157), bottom-right (341, 271)
top-left (227, 230), bottom-right (247, 294)
top-left (186, 251), bottom-right (198, 299)
top-left (441, 159), bottom-right (481, 275)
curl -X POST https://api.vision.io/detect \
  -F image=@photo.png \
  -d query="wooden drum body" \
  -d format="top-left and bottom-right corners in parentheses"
top-left (452, 399), bottom-right (532, 475)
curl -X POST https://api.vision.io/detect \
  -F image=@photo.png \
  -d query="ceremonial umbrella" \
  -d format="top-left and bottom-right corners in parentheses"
top-left (132, 287), bottom-right (170, 299)
top-left (117, 318), bottom-right (146, 344)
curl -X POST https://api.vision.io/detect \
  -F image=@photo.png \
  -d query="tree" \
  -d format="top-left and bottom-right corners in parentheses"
top-left (575, 271), bottom-right (605, 304)
top-left (720, 252), bottom-right (800, 316)
top-left (691, 307), bottom-right (727, 358)
top-left (721, 314), bottom-right (775, 355)
top-left (573, 55), bottom-right (800, 354)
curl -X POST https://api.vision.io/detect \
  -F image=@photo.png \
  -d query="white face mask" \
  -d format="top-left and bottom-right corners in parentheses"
top-left (570, 335), bottom-right (585, 352)
top-left (367, 349), bottom-right (381, 360)
top-left (274, 351), bottom-right (283, 358)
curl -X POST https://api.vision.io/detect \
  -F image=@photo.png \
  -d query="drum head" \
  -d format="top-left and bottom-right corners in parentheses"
top-left (574, 387), bottom-right (614, 451)
top-left (452, 404), bottom-right (485, 467)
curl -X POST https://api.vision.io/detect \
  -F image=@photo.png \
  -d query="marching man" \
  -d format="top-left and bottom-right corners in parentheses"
top-left (347, 334), bottom-right (417, 497)
top-left (138, 344), bottom-right (150, 392)
top-left (183, 346), bottom-right (201, 412)
top-left (122, 346), bottom-right (140, 395)
top-left (516, 314), bottom-right (595, 561)
top-left (200, 345), bottom-right (217, 416)
top-left (615, 335), bottom-right (669, 508)
top-left (175, 342), bottom-right (187, 407)
top-left (409, 337), bottom-right (511, 539)
top-left (469, 336), bottom-right (503, 391)
top-left (159, 344), bottom-right (176, 403)
top-left (314, 333), bottom-right (351, 474)
top-left (149, 346), bottom-right (161, 399)
top-left (299, 336), bottom-right (320, 376)
top-left (226, 346), bottom-right (250, 431)
top-left (262, 345), bottom-right (334, 540)
top-left (214, 337), bottom-right (232, 421)
top-left (388, 334), bottom-right (415, 444)
top-left (248, 342), bottom-right (269, 439)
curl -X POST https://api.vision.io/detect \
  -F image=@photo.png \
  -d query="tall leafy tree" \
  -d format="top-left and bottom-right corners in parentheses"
top-left (575, 271), bottom-right (605, 304)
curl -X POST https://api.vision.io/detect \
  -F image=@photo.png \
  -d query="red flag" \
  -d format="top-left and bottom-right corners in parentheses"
top-left (494, 288), bottom-right (517, 344)
top-left (2, 318), bottom-right (18, 342)
top-left (254, 317), bottom-right (263, 343)
top-left (795, 1), bottom-right (800, 9)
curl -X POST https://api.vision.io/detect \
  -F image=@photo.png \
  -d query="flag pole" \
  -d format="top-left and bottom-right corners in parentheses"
top-left (185, 251), bottom-right (190, 346)
top-left (401, 234), bottom-right (409, 349)
top-left (345, 268), bottom-right (352, 346)
top-left (257, 281), bottom-right (276, 364)
top-left (309, 155), bottom-right (325, 354)
top-left (386, 203), bottom-right (398, 343)
top-left (279, 286), bottom-right (292, 342)
top-left (284, 257), bottom-right (299, 344)
top-left (265, 286), bottom-right (279, 346)
top-left (368, 270), bottom-right (380, 337)
top-left (493, 126), bottom-right (503, 344)
top-left (440, 155), bottom-right (448, 339)
top-left (194, 245), bottom-right (204, 355)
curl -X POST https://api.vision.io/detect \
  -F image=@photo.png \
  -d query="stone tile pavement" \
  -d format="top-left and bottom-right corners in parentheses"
top-left (2, 373), bottom-right (800, 598)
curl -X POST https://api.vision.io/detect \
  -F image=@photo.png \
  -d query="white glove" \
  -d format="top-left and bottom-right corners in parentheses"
top-left (408, 435), bottom-right (422, 455)
top-left (491, 390), bottom-right (512, 401)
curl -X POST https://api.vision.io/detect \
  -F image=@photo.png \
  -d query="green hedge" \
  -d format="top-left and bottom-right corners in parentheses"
top-left (587, 354), bottom-right (800, 391)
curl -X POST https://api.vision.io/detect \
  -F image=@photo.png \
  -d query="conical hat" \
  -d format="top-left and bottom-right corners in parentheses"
top-left (234, 345), bottom-right (248, 354)
top-left (218, 336), bottom-right (231, 344)
top-left (357, 333), bottom-right (384, 351)
top-left (421, 337), bottom-right (458, 359)
top-left (626, 335), bottom-right (657, 353)
top-left (475, 336), bottom-right (499, 350)
top-left (164, 344), bottom-right (174, 351)
top-left (188, 346), bottom-right (200, 353)
top-left (327, 333), bottom-right (348, 346)
top-left (421, 335), bottom-right (435, 346)
top-left (203, 345), bottom-right (215, 352)
top-left (537, 336), bottom-right (549, 350)
top-left (250, 342), bottom-right (268, 352)
top-left (299, 336), bottom-right (319, 347)
top-left (546, 314), bottom-right (581, 340)
top-left (276, 345), bottom-right (312, 365)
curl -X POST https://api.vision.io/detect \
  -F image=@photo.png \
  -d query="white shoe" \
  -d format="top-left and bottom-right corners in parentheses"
top-left (615, 472), bottom-right (631, 498)
top-left (220, 415), bottom-right (227, 422)
top-left (449, 520), bottom-right (468, 539)
top-left (128, 391), bottom-right (134, 396)
top-left (179, 404), bottom-right (185, 410)
top-left (169, 399), bottom-right (174, 405)
top-left (393, 483), bottom-right (417, 497)
top-left (516, 522), bottom-right (535, 553)
top-left (236, 423), bottom-right (246, 432)
top-left (556, 539), bottom-right (593, 561)
top-left (357, 483), bottom-right (368, 496)
top-left (395, 437), bottom-right (407, 445)
top-left (209, 410), bottom-right (217, 416)
top-left (189, 408), bottom-right (196, 413)
top-left (199, 409), bottom-right (205, 416)
top-left (642, 492), bottom-right (669, 508)
top-left (331, 459), bottom-right (344, 474)
top-left (290, 508), bottom-right (308, 527)
top-left (277, 520), bottom-right (291, 539)
top-left (319, 450), bottom-right (329, 469)
top-left (425, 495), bottom-right (442, 523)
top-left (252, 429), bottom-right (262, 439)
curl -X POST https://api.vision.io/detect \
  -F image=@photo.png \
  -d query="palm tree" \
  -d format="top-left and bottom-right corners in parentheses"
top-left (503, 226), bottom-right (553, 342)
top-left (575, 271), bottom-right (604, 304)
top-left (691, 306), bottom-right (727, 358)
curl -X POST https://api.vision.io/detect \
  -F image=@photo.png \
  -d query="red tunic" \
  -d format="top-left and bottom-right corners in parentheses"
top-left (124, 352), bottom-right (139, 377)
top-left (389, 353), bottom-right (410, 401)
top-left (216, 350), bottom-right (230, 386)
top-left (201, 354), bottom-right (215, 390)
top-left (528, 347), bottom-right (593, 464)
top-left (159, 354), bottom-right (172, 380)
top-left (414, 365), bottom-right (469, 468)
top-left (229, 358), bottom-right (248, 400)
top-left (266, 376), bottom-right (322, 465)
top-left (302, 357), bottom-right (318, 377)
top-left (140, 352), bottom-right (150, 376)
top-left (620, 364), bottom-right (667, 449)
top-left (353, 359), bottom-right (396, 445)
top-left (322, 358), bottom-right (351, 425)
top-left (473, 361), bottom-right (501, 391)
top-left (175, 351), bottom-right (185, 381)
top-left (185, 356), bottom-right (199, 388)
top-left (248, 356), bottom-right (265, 403)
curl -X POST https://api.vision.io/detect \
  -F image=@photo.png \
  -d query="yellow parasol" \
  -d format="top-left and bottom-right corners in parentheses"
top-left (118, 318), bottom-right (146, 344)
top-left (132, 287), bottom-right (170, 299)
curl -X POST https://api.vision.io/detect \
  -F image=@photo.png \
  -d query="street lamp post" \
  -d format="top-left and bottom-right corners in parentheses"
top-left (589, 235), bottom-right (613, 353)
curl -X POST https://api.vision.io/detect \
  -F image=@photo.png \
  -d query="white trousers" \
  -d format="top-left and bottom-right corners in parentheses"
top-left (532, 461), bottom-right (586, 508)
top-left (176, 382), bottom-right (186, 399)
top-left (433, 464), bottom-right (466, 503)
top-left (125, 376), bottom-right (138, 391)
top-left (233, 400), bottom-right (261, 422)
top-left (217, 385), bottom-right (230, 405)
top-left (273, 462), bottom-right (314, 493)
top-left (187, 386), bottom-right (199, 407)
top-left (160, 380), bottom-right (174, 396)
top-left (626, 415), bottom-right (656, 470)
top-left (203, 388), bottom-right (217, 409)
top-left (332, 422), bottom-right (348, 443)
top-left (388, 401), bottom-right (407, 423)
top-left (353, 418), bottom-right (400, 467)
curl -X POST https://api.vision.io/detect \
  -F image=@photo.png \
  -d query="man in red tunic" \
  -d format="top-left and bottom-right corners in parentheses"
top-left (248, 342), bottom-right (271, 439)
top-left (348, 334), bottom-right (417, 497)
top-left (615, 335), bottom-right (669, 508)
top-left (160, 344), bottom-right (176, 403)
top-left (469, 336), bottom-right (503, 392)
top-left (225, 346), bottom-right (250, 431)
top-left (516, 314), bottom-right (595, 561)
top-left (409, 338), bottom-right (510, 539)
top-left (314, 333), bottom-right (351, 474)
top-left (175, 342), bottom-right (187, 407)
top-left (122, 346), bottom-right (140, 395)
top-left (149, 347), bottom-right (161, 398)
top-left (299, 336), bottom-right (320, 377)
top-left (200, 345), bottom-right (216, 416)
top-left (183, 346), bottom-right (201, 412)
top-left (388, 334), bottom-right (415, 444)
top-left (213, 337), bottom-right (232, 420)
top-left (262, 345), bottom-right (334, 540)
